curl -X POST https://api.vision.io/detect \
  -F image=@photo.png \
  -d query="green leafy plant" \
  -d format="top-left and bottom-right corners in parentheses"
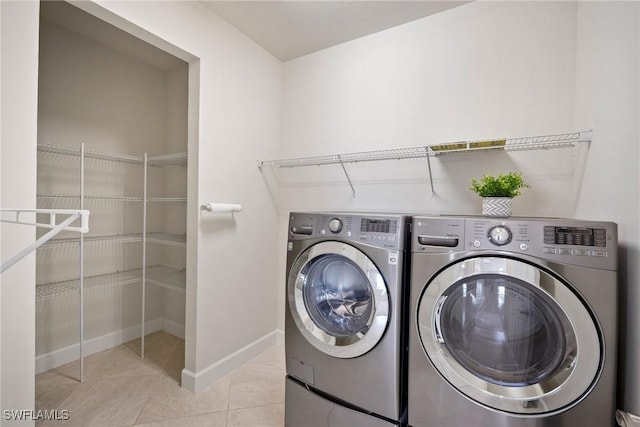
top-left (470, 172), bottom-right (530, 198)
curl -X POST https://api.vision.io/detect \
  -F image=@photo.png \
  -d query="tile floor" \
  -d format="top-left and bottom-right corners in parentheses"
top-left (35, 331), bottom-right (285, 426)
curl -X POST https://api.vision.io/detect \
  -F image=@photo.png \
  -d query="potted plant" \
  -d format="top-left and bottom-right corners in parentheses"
top-left (470, 172), bottom-right (530, 217)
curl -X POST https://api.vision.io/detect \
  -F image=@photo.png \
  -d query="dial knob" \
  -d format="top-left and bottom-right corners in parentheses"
top-left (328, 218), bottom-right (343, 233)
top-left (488, 225), bottom-right (512, 246)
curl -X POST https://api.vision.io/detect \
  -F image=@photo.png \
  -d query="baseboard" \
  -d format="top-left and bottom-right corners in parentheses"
top-left (181, 329), bottom-right (284, 393)
top-left (162, 318), bottom-right (186, 339)
top-left (35, 318), bottom-right (186, 374)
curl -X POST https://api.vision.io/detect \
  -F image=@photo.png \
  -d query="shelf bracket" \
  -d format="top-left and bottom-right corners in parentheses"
top-left (337, 155), bottom-right (356, 197)
top-left (1, 209), bottom-right (90, 273)
top-left (424, 147), bottom-right (436, 196)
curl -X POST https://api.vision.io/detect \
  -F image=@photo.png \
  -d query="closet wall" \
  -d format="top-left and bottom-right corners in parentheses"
top-left (36, 5), bottom-right (188, 365)
top-left (1, 0), bottom-right (40, 416)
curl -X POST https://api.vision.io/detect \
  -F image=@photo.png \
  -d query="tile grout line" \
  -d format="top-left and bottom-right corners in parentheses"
top-left (224, 368), bottom-right (234, 427)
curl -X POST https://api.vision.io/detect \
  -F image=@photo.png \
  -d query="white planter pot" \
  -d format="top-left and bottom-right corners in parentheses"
top-left (482, 197), bottom-right (512, 217)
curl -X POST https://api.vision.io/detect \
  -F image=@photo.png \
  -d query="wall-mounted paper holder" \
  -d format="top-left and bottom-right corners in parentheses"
top-left (201, 203), bottom-right (242, 213)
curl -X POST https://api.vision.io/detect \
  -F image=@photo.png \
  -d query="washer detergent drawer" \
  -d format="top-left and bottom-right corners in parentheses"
top-left (285, 377), bottom-right (396, 427)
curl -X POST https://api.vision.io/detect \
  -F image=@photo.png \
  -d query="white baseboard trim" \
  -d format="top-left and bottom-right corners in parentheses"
top-left (182, 329), bottom-right (284, 393)
top-left (35, 318), bottom-right (186, 374)
top-left (162, 318), bottom-right (186, 339)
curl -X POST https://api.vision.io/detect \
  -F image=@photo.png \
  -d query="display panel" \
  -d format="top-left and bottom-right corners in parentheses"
top-left (361, 218), bottom-right (397, 234)
top-left (544, 226), bottom-right (607, 247)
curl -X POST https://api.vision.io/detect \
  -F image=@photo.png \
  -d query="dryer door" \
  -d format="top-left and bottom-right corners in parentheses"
top-left (288, 241), bottom-right (389, 359)
top-left (417, 256), bottom-right (602, 415)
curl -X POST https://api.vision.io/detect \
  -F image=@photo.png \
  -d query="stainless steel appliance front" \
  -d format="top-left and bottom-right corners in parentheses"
top-left (285, 212), bottom-right (408, 427)
top-left (408, 216), bottom-right (618, 427)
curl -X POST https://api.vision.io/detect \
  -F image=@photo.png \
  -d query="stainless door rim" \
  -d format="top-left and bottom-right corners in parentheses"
top-left (288, 241), bottom-right (390, 359)
top-left (417, 256), bottom-right (602, 415)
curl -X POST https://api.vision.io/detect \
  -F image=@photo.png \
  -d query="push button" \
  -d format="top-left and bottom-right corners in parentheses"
top-left (572, 249), bottom-right (590, 256)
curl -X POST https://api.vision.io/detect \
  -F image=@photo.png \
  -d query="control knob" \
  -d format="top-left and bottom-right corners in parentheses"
top-left (328, 218), bottom-right (343, 233)
top-left (488, 225), bottom-right (512, 246)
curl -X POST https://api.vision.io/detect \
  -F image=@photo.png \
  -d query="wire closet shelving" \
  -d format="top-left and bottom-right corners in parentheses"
top-left (36, 142), bottom-right (187, 380)
top-left (1, 209), bottom-right (90, 274)
top-left (257, 130), bottom-right (592, 195)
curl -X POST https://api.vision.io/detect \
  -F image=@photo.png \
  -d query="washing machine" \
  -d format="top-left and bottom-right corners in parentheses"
top-left (408, 215), bottom-right (618, 427)
top-left (285, 212), bottom-right (409, 427)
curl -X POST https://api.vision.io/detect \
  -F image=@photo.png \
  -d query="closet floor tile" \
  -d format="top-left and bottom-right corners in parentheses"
top-left (228, 362), bottom-right (285, 410)
top-left (134, 375), bottom-right (231, 424)
top-left (226, 403), bottom-right (285, 427)
top-left (36, 347), bottom-right (112, 388)
top-left (38, 375), bottom-right (161, 426)
top-left (131, 411), bottom-right (227, 427)
top-left (36, 333), bottom-right (285, 427)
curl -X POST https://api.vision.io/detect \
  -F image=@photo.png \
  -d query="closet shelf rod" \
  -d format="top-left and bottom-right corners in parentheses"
top-left (1, 209), bottom-right (90, 273)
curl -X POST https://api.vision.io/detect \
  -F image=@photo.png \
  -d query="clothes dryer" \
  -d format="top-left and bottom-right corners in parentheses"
top-left (285, 212), bottom-right (409, 427)
top-left (408, 215), bottom-right (618, 427)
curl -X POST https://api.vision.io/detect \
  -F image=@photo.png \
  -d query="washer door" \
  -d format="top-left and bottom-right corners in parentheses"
top-left (417, 256), bottom-right (602, 415)
top-left (288, 241), bottom-right (389, 358)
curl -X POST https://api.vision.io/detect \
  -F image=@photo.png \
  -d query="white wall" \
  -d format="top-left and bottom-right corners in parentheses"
top-left (573, 1), bottom-right (640, 415)
top-left (277, 1), bottom-right (582, 326)
top-left (0, 0), bottom-right (39, 423)
top-left (278, 1), bottom-right (580, 215)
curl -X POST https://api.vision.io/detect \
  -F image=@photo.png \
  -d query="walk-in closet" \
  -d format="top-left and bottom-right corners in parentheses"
top-left (36, 1), bottom-right (189, 379)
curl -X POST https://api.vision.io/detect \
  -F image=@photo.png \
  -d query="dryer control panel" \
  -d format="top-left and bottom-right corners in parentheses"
top-left (289, 212), bottom-right (406, 251)
top-left (412, 215), bottom-right (617, 270)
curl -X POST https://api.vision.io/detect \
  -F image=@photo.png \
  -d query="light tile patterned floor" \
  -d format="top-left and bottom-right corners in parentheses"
top-left (35, 331), bottom-right (285, 426)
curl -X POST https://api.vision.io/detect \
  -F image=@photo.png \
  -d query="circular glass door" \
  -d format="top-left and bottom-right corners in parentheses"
top-left (417, 256), bottom-right (602, 415)
top-left (288, 241), bottom-right (389, 358)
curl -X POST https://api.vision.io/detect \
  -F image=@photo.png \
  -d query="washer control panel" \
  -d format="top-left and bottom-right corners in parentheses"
top-left (289, 212), bottom-right (406, 250)
top-left (412, 216), bottom-right (617, 270)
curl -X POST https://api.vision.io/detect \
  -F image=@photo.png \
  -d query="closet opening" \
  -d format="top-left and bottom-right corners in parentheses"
top-left (35, 0), bottom-right (194, 390)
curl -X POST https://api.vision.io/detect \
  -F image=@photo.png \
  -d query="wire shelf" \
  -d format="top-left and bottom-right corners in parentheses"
top-left (40, 234), bottom-right (143, 249)
top-left (36, 265), bottom-right (185, 300)
top-left (146, 265), bottom-right (186, 292)
top-left (257, 130), bottom-right (591, 168)
top-left (147, 153), bottom-right (188, 167)
top-left (39, 233), bottom-right (188, 248)
top-left (38, 143), bottom-right (144, 164)
top-left (147, 197), bottom-right (187, 203)
top-left (37, 193), bottom-right (143, 202)
top-left (146, 232), bottom-right (187, 247)
top-left (36, 269), bottom-right (142, 300)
